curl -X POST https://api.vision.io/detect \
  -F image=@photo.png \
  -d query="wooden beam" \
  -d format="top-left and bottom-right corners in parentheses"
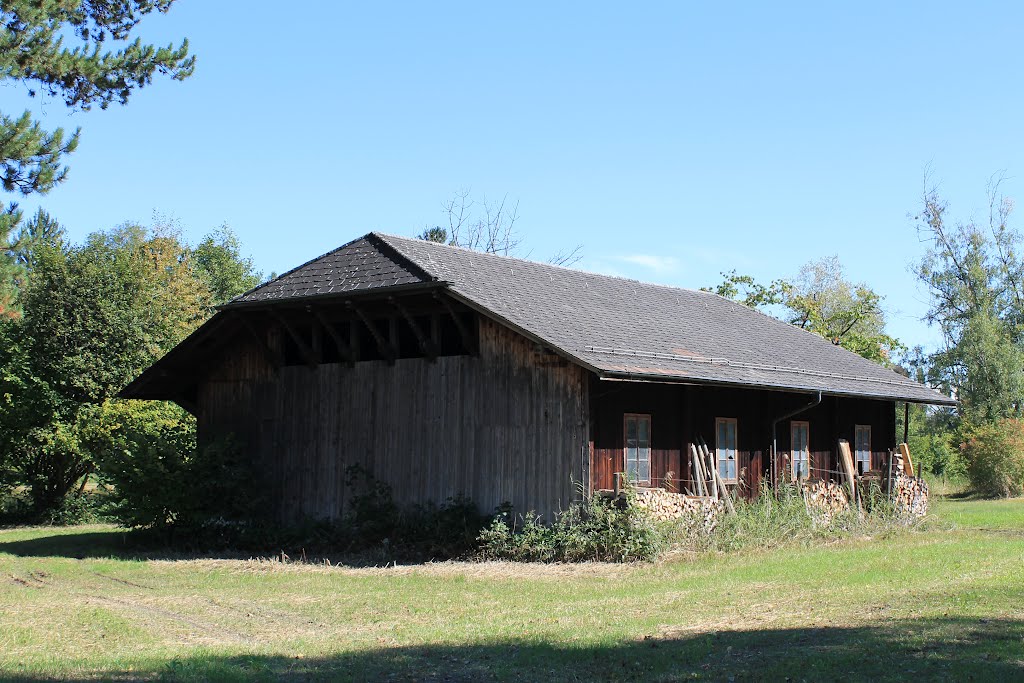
top-left (434, 292), bottom-right (473, 354)
top-left (903, 401), bottom-right (910, 445)
top-left (270, 310), bottom-right (318, 368)
top-left (313, 311), bottom-right (355, 365)
top-left (390, 297), bottom-right (437, 359)
top-left (431, 312), bottom-right (441, 350)
top-left (237, 314), bottom-right (282, 369)
top-left (348, 302), bottom-right (396, 362)
top-left (310, 316), bottom-right (324, 364)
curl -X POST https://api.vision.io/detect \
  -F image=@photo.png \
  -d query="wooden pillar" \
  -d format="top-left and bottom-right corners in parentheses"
top-left (903, 401), bottom-right (909, 445)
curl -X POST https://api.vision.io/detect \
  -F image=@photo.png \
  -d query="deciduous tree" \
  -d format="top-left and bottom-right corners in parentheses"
top-left (0, 224), bottom-right (208, 511)
top-left (914, 177), bottom-right (1024, 420)
top-left (706, 257), bottom-right (903, 365)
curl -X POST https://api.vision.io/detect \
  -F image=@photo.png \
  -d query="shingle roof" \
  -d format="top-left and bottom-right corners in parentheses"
top-left (222, 232), bottom-right (953, 405)
top-left (232, 236), bottom-right (431, 304)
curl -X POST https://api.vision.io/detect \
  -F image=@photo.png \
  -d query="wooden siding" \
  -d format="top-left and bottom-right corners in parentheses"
top-left (589, 383), bottom-right (898, 499)
top-left (198, 314), bottom-right (588, 521)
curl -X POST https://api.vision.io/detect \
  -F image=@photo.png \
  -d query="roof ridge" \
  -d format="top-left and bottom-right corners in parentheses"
top-left (366, 233), bottom-right (440, 283)
top-left (374, 231), bottom-right (719, 297)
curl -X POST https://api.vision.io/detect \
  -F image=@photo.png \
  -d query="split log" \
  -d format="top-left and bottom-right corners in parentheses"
top-left (801, 479), bottom-right (850, 526)
top-left (630, 487), bottom-right (724, 532)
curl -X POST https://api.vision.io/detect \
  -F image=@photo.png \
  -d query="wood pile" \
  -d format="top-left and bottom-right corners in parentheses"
top-left (801, 479), bottom-right (850, 526)
top-left (631, 487), bottom-right (724, 533)
top-left (891, 473), bottom-right (929, 518)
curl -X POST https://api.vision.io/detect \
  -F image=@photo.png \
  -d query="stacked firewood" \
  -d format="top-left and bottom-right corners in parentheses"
top-left (801, 479), bottom-right (850, 526)
top-left (891, 473), bottom-right (929, 518)
top-left (631, 487), bottom-right (724, 532)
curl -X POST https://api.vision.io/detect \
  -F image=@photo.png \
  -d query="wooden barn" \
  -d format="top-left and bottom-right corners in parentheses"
top-left (120, 233), bottom-right (954, 520)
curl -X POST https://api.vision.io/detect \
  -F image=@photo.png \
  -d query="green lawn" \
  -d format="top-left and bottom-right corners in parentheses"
top-left (2, 498), bottom-right (1023, 682)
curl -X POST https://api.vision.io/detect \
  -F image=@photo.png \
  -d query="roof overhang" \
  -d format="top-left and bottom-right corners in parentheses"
top-left (596, 370), bottom-right (957, 406)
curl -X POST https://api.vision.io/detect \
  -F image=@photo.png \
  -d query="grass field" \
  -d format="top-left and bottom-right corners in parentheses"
top-left (2, 497), bottom-right (1023, 682)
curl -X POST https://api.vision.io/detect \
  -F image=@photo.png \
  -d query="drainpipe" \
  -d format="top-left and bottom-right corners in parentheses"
top-left (770, 391), bottom-right (823, 494)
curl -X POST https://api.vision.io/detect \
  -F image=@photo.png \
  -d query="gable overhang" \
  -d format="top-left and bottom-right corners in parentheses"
top-left (118, 280), bottom-right (455, 412)
top-left (217, 280), bottom-right (449, 311)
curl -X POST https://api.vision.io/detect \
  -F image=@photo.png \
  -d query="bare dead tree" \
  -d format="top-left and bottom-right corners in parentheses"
top-left (548, 244), bottom-right (583, 267)
top-left (420, 190), bottom-right (581, 265)
top-left (438, 190), bottom-right (523, 256)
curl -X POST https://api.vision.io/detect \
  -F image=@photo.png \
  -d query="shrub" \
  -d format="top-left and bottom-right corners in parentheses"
top-left (478, 491), bottom-right (670, 562)
top-left (960, 418), bottom-right (1024, 497)
top-left (94, 400), bottom-right (267, 531)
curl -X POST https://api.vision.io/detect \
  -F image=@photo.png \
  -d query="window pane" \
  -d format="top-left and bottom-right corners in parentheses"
top-left (638, 418), bottom-right (649, 444)
top-left (626, 417), bottom-right (637, 442)
top-left (638, 452), bottom-right (650, 482)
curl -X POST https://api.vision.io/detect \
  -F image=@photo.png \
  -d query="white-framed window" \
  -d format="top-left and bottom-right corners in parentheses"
top-left (791, 421), bottom-right (810, 480)
top-left (855, 424), bottom-right (872, 474)
top-left (624, 414), bottom-right (651, 483)
top-left (716, 417), bottom-right (738, 482)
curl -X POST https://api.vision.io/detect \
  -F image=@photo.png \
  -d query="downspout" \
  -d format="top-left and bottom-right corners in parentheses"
top-left (770, 391), bottom-right (823, 494)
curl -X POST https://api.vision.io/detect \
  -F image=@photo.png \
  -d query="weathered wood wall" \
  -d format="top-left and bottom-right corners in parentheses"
top-left (198, 314), bottom-right (588, 521)
top-left (589, 383), bottom-right (898, 499)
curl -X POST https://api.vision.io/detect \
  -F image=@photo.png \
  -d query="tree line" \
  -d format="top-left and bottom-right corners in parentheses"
top-left (0, 214), bottom-right (263, 520)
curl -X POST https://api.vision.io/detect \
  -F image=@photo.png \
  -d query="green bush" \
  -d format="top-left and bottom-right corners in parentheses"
top-left (93, 400), bottom-right (267, 531)
top-left (477, 491), bottom-right (670, 562)
top-left (960, 418), bottom-right (1024, 497)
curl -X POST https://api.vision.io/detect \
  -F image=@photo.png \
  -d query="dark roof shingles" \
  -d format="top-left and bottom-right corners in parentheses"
top-left (224, 231), bottom-right (950, 404)
top-left (231, 236), bottom-right (427, 304)
top-left (376, 233), bottom-right (951, 405)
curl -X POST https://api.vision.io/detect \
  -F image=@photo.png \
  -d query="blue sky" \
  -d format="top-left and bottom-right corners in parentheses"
top-left (7, 2), bottom-right (1024, 354)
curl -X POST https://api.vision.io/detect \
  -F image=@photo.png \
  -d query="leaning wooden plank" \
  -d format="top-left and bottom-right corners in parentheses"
top-left (689, 444), bottom-right (707, 497)
top-left (699, 441), bottom-right (719, 500)
top-left (701, 444), bottom-right (717, 501)
top-left (696, 437), bottom-right (717, 500)
top-left (692, 442), bottom-right (709, 493)
top-left (692, 444), bottom-right (708, 497)
top-left (838, 439), bottom-right (861, 513)
top-left (898, 443), bottom-right (915, 477)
